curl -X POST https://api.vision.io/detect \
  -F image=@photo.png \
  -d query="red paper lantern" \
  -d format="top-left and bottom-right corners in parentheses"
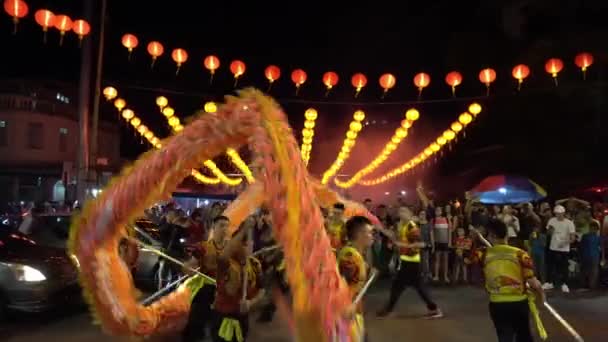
top-left (146, 41), bottom-right (164, 67)
top-left (121, 33), bottom-right (138, 59)
top-left (34, 9), bottom-right (54, 42)
top-left (545, 58), bottom-right (563, 85)
top-left (203, 55), bottom-right (220, 73)
top-left (54, 15), bottom-right (73, 46)
top-left (511, 64), bottom-right (530, 90)
top-left (379, 73), bottom-right (396, 95)
top-left (230, 60), bottom-right (246, 87)
top-left (574, 52), bottom-right (593, 79)
top-left (291, 69), bottom-right (307, 94)
top-left (322, 71), bottom-right (339, 96)
top-left (72, 19), bottom-right (90, 42)
top-left (413, 72), bottom-right (431, 98)
top-left (264, 65), bottom-right (280, 83)
top-left (351, 73), bottom-right (367, 97)
top-left (3, 0), bottom-right (28, 33)
top-left (171, 48), bottom-right (188, 74)
top-left (444, 71), bottom-right (462, 97)
top-left (478, 68), bottom-right (496, 95)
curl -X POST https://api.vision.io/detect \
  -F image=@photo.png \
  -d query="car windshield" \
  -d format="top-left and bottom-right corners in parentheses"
top-left (25, 215), bottom-right (71, 249)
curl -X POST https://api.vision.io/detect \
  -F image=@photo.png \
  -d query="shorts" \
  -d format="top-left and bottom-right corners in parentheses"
top-left (434, 243), bottom-right (449, 251)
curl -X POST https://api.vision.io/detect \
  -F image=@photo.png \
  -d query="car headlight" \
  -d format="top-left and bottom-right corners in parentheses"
top-left (1, 262), bottom-right (47, 282)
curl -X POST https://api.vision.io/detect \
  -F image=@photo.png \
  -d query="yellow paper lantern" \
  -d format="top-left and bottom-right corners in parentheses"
top-left (424, 147), bottom-right (433, 156)
top-left (469, 103), bottom-right (482, 116)
top-left (443, 130), bottom-right (456, 141)
top-left (144, 131), bottom-right (154, 140)
top-left (103, 86), bottom-right (117, 101)
top-left (302, 137), bottom-right (312, 144)
top-left (451, 122), bottom-right (463, 132)
top-left (168, 116), bottom-right (180, 127)
top-left (114, 98), bottom-right (126, 111)
top-left (121, 109), bottom-right (134, 120)
top-left (344, 139), bottom-right (355, 147)
top-left (430, 143), bottom-right (440, 152)
top-left (353, 110), bottom-right (365, 122)
top-left (204, 101), bottom-right (217, 113)
top-left (459, 112), bottom-right (473, 125)
top-left (156, 96), bottom-right (168, 108)
top-left (401, 120), bottom-right (412, 129)
top-left (305, 108), bottom-right (318, 121)
top-left (437, 137), bottom-right (447, 145)
top-left (396, 128), bottom-right (408, 138)
top-left (302, 129), bottom-right (314, 138)
top-left (349, 121), bottom-right (362, 132)
top-left (137, 125), bottom-right (148, 135)
top-left (346, 131), bottom-right (357, 140)
top-left (130, 117), bottom-right (141, 127)
top-left (406, 108), bottom-right (420, 121)
top-left (162, 107), bottom-right (175, 117)
top-left (304, 121), bottom-right (315, 129)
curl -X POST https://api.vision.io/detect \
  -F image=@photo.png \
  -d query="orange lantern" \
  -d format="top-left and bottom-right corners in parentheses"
top-left (171, 48), bottom-right (188, 74)
top-left (3, 0), bottom-right (28, 34)
top-left (379, 73), bottom-right (396, 97)
top-left (264, 65), bottom-right (280, 91)
top-left (413, 72), bottom-right (431, 98)
top-left (574, 52), bottom-right (593, 79)
top-left (322, 71), bottom-right (339, 96)
top-left (121, 33), bottom-right (138, 59)
top-left (147, 41), bottom-right (164, 67)
top-left (511, 64), bottom-right (530, 90)
top-left (291, 69), bottom-right (307, 95)
top-left (54, 15), bottom-right (73, 46)
top-left (34, 9), bottom-right (54, 42)
top-left (351, 73), bottom-right (367, 97)
top-left (478, 68), bottom-right (496, 96)
top-left (445, 71), bottom-right (462, 97)
top-left (229, 60), bottom-right (246, 87)
top-left (544, 58), bottom-right (564, 86)
top-left (72, 19), bottom-right (90, 45)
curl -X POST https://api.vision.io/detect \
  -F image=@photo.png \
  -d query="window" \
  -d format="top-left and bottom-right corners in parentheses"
top-left (59, 127), bottom-right (68, 152)
top-left (0, 120), bottom-right (6, 146)
top-left (26, 122), bottom-right (44, 149)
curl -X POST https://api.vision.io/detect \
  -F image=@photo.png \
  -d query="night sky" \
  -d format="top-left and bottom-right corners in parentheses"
top-left (3, 0), bottom-right (608, 201)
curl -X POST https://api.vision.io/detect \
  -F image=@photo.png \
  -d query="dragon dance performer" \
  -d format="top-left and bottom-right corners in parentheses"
top-left (338, 216), bottom-right (375, 342)
top-left (480, 219), bottom-right (547, 342)
top-left (182, 215), bottom-right (230, 341)
top-left (211, 222), bottom-right (265, 342)
top-left (377, 206), bottom-right (443, 319)
top-left (326, 202), bottom-right (347, 250)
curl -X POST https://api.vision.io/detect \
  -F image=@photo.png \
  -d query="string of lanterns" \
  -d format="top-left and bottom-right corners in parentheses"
top-left (153, 95), bottom-right (243, 186)
top-left (320, 110), bottom-right (366, 185)
top-left (102, 86), bottom-right (221, 184)
top-left (111, 31), bottom-right (597, 99)
top-left (358, 103), bottom-right (482, 186)
top-left (300, 108), bottom-right (318, 166)
top-left (3, 0), bottom-right (91, 44)
top-left (334, 108), bottom-right (420, 189)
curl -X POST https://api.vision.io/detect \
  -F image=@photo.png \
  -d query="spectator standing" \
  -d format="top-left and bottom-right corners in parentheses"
top-left (417, 209), bottom-right (432, 281)
top-left (501, 205), bottom-right (520, 247)
top-left (520, 203), bottom-right (541, 252)
top-left (543, 205), bottom-right (576, 293)
top-left (580, 220), bottom-right (602, 289)
top-left (529, 224), bottom-right (547, 283)
top-left (431, 206), bottom-right (451, 283)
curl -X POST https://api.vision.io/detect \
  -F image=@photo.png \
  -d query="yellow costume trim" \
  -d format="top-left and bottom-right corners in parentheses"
top-left (218, 318), bottom-right (244, 342)
top-left (528, 292), bottom-right (548, 340)
top-left (349, 313), bottom-right (365, 342)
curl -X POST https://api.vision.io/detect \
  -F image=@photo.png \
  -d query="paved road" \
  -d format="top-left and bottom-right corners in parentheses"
top-left (2, 283), bottom-right (607, 341)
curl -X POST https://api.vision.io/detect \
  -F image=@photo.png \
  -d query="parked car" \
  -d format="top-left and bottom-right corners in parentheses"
top-left (0, 225), bottom-right (80, 320)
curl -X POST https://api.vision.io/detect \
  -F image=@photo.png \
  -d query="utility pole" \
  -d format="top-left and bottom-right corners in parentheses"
top-left (90, 0), bottom-right (107, 185)
top-left (75, 0), bottom-right (94, 204)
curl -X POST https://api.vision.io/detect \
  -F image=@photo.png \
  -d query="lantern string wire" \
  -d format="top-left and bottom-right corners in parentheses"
top-left (104, 80), bottom-right (607, 106)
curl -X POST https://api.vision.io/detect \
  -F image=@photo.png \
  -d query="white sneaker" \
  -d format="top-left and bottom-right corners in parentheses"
top-left (542, 283), bottom-right (554, 290)
top-left (561, 284), bottom-right (570, 293)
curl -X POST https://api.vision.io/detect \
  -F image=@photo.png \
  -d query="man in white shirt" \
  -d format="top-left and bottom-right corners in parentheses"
top-left (542, 205), bottom-right (576, 293)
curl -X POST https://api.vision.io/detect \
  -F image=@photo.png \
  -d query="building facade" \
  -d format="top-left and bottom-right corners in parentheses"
top-left (0, 80), bottom-right (120, 204)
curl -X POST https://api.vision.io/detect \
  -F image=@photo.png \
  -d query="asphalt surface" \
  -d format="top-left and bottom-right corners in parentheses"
top-left (2, 282), bottom-right (607, 342)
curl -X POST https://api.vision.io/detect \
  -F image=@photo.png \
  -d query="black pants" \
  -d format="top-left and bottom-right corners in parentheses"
top-left (182, 284), bottom-right (215, 342)
top-left (547, 250), bottom-right (569, 286)
top-left (211, 312), bottom-right (249, 342)
top-left (489, 300), bottom-right (533, 342)
top-left (384, 260), bottom-right (437, 312)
